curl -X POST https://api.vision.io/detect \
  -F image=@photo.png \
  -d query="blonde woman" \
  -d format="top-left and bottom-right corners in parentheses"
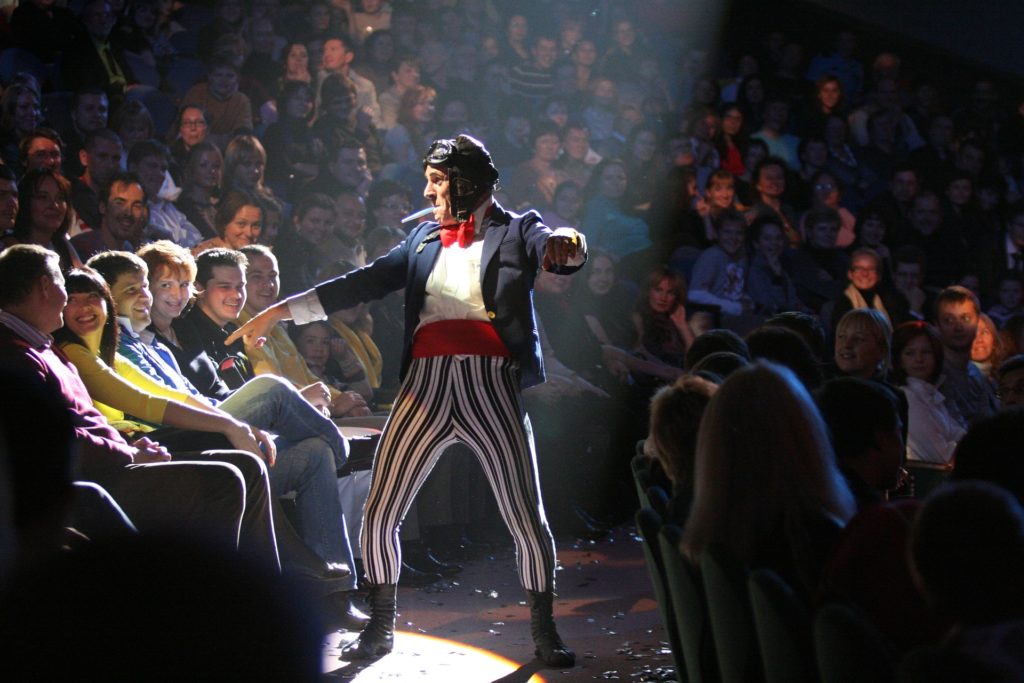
top-left (834, 308), bottom-right (892, 380)
top-left (682, 362), bottom-right (855, 596)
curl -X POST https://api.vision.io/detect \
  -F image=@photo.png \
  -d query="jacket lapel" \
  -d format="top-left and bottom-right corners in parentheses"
top-left (480, 207), bottom-right (509, 286)
top-left (413, 227), bottom-right (443, 290)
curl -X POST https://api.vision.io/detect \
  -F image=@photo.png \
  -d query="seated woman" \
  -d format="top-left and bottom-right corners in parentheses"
top-left (971, 312), bottom-right (1006, 387)
top-left (262, 81), bottom-right (320, 202)
top-left (4, 168), bottom-right (82, 271)
top-left (192, 191), bottom-right (263, 256)
top-left (604, 266), bottom-right (695, 386)
top-left (833, 308), bottom-right (892, 381)
top-left (681, 362), bottom-right (856, 598)
top-left (174, 141), bottom-right (223, 241)
top-left (829, 247), bottom-right (902, 331)
top-left (580, 158), bottom-right (651, 261)
top-left (573, 248), bottom-right (637, 350)
top-left (893, 321), bottom-right (965, 465)
top-left (168, 104), bottom-right (210, 176)
top-left (645, 374), bottom-right (718, 524)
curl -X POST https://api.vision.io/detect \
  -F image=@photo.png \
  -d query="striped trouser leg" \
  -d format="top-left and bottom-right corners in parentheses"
top-left (360, 355), bottom-right (556, 592)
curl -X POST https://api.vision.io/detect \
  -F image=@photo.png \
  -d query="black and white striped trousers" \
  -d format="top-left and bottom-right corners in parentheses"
top-left (360, 354), bottom-right (556, 592)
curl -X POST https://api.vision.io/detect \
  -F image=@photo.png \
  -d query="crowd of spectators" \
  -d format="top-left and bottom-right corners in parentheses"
top-left (2, 0), bottom-right (1024, 675)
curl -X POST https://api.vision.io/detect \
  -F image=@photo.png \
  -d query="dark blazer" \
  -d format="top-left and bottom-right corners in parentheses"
top-left (60, 32), bottom-right (135, 100)
top-left (312, 201), bottom-right (585, 389)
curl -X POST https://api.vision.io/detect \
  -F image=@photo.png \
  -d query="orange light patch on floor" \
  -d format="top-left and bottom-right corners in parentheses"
top-left (323, 630), bottom-right (550, 682)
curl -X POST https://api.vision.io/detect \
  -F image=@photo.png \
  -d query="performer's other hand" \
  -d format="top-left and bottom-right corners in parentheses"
top-left (543, 228), bottom-right (585, 271)
top-left (227, 301), bottom-right (289, 348)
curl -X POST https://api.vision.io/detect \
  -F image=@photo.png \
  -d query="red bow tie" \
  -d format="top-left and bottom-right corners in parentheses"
top-left (439, 213), bottom-right (476, 248)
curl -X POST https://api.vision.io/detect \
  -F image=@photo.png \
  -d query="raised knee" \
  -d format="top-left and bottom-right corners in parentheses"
top-left (249, 374), bottom-right (295, 397)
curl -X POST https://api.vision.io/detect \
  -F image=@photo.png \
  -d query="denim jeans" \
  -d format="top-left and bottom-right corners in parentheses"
top-left (220, 375), bottom-right (356, 586)
top-left (219, 375), bottom-right (348, 465)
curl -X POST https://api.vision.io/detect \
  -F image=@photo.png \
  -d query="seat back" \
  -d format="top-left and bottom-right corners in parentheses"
top-left (660, 524), bottom-right (718, 683)
top-left (701, 544), bottom-right (761, 683)
top-left (748, 568), bottom-right (815, 683)
top-left (635, 507), bottom-right (687, 680)
top-left (631, 444), bottom-right (654, 511)
top-left (814, 603), bottom-right (896, 683)
top-left (904, 461), bottom-right (952, 500)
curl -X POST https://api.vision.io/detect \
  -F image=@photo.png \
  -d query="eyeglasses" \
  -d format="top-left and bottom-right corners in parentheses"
top-left (814, 183), bottom-right (836, 191)
top-left (181, 119), bottom-right (207, 129)
top-left (851, 266), bottom-right (878, 273)
top-left (381, 201), bottom-right (411, 211)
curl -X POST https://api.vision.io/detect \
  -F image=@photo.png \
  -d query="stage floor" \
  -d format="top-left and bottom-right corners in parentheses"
top-left (321, 527), bottom-right (675, 682)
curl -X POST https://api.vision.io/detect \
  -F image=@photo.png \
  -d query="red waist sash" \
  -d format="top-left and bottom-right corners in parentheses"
top-left (411, 320), bottom-right (510, 358)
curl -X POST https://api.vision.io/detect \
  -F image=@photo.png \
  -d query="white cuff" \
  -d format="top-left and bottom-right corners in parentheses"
top-left (287, 290), bottom-right (328, 325)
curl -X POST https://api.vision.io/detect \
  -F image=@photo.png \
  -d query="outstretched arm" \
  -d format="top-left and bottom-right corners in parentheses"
top-left (226, 300), bottom-right (292, 348)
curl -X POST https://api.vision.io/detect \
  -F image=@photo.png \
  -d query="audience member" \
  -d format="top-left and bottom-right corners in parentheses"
top-left (902, 481), bottom-right (1024, 682)
top-left (833, 308), bottom-right (892, 381)
top-left (745, 214), bottom-right (805, 315)
top-left (175, 141), bottom-right (222, 241)
top-left (936, 285), bottom-right (999, 426)
top-left (4, 168), bottom-right (82, 271)
top-left (746, 324), bottom-right (824, 390)
top-left (782, 206), bottom-right (848, 313)
top-left (237, 244), bottom-right (370, 418)
top-left (192, 190), bottom-right (262, 255)
top-left (182, 54), bottom-right (254, 149)
top-left (70, 129), bottom-right (124, 232)
top-left (61, 0), bottom-right (135, 106)
top-left (892, 321), bottom-right (965, 464)
top-left (0, 244), bottom-right (278, 564)
top-left (681, 362), bottom-right (855, 598)
top-left (71, 171), bottom-right (147, 261)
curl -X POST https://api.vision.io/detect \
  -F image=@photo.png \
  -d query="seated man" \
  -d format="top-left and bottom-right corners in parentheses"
top-left (238, 244), bottom-right (370, 418)
top-left (71, 171), bottom-right (147, 261)
top-left (87, 249), bottom-right (367, 626)
top-left (173, 248), bottom-right (255, 390)
top-left (0, 244), bottom-right (277, 565)
top-left (128, 140), bottom-right (204, 248)
top-left (781, 206), bottom-right (849, 314)
top-left (70, 129), bottom-right (124, 232)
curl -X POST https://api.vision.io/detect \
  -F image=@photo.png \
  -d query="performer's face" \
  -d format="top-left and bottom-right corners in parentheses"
top-left (424, 165), bottom-right (455, 225)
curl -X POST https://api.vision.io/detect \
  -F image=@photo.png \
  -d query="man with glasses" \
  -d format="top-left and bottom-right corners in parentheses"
top-left (230, 135), bottom-right (585, 667)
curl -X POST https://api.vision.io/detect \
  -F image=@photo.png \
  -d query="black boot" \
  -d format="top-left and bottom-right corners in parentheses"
top-left (526, 590), bottom-right (575, 668)
top-left (323, 590), bottom-right (371, 632)
top-left (340, 583), bottom-right (397, 661)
